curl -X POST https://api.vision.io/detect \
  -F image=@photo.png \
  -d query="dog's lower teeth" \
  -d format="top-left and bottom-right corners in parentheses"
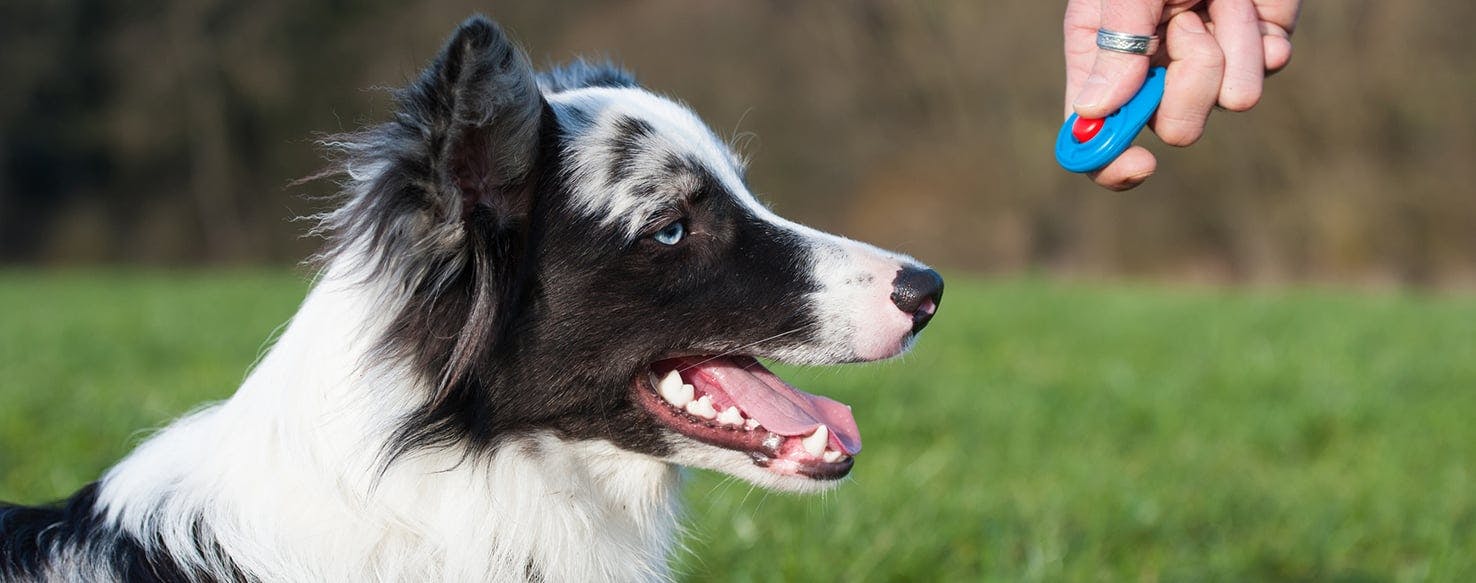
top-left (717, 406), bottom-right (744, 426)
top-left (802, 425), bottom-right (829, 457)
top-left (823, 450), bottom-right (843, 463)
top-left (744, 418), bottom-right (761, 431)
top-left (657, 371), bottom-right (693, 408)
top-left (686, 395), bottom-right (717, 419)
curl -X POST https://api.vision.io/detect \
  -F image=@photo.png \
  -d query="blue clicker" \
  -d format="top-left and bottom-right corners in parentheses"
top-left (1055, 66), bottom-right (1167, 173)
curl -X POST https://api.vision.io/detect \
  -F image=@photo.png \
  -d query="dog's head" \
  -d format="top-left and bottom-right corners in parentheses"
top-left (321, 16), bottom-right (941, 492)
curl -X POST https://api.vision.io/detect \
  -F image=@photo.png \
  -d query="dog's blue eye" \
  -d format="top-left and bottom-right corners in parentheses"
top-left (653, 221), bottom-right (686, 246)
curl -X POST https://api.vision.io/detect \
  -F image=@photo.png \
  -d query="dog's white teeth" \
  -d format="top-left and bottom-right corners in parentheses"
top-left (717, 406), bottom-right (744, 426)
top-left (657, 371), bottom-right (692, 408)
top-left (802, 425), bottom-right (829, 457)
top-left (686, 395), bottom-right (717, 419)
top-left (823, 449), bottom-right (844, 463)
top-left (744, 418), bottom-right (761, 431)
top-left (658, 370), bottom-right (681, 391)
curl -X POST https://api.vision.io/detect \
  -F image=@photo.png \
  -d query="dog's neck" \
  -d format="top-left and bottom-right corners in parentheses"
top-left (96, 265), bottom-right (683, 582)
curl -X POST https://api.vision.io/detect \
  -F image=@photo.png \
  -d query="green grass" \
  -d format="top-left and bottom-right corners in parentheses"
top-left (2, 271), bottom-right (1474, 581)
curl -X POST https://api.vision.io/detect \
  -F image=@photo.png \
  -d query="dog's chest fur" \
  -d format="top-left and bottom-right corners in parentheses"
top-left (88, 274), bottom-right (683, 582)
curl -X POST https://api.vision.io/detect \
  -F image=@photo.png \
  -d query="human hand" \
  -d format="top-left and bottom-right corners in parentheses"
top-left (1063, 0), bottom-right (1300, 190)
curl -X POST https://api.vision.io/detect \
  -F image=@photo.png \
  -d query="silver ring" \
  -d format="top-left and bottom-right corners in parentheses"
top-left (1096, 29), bottom-right (1160, 56)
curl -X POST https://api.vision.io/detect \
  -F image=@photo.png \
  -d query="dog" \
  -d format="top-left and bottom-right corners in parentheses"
top-left (0, 15), bottom-right (942, 582)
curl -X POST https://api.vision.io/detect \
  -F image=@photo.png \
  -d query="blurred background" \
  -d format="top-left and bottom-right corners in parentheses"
top-left (3, 1), bottom-right (1475, 580)
top-left (3, 0), bottom-right (1474, 285)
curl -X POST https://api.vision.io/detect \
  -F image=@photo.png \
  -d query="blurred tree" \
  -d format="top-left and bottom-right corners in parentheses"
top-left (1, 0), bottom-right (1472, 286)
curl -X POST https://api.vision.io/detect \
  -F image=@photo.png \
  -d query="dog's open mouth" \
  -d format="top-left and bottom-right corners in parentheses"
top-left (633, 355), bottom-right (861, 480)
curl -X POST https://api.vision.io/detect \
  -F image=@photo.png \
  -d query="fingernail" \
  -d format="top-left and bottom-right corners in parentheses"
top-left (1073, 74), bottom-right (1108, 110)
top-left (1111, 174), bottom-right (1151, 191)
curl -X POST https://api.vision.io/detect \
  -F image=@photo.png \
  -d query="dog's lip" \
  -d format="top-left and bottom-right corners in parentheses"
top-left (631, 357), bottom-right (857, 479)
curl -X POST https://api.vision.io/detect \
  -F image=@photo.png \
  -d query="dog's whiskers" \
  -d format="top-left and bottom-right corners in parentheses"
top-left (677, 325), bottom-right (813, 372)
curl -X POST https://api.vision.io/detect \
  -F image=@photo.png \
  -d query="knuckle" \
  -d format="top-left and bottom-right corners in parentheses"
top-left (1154, 114), bottom-right (1206, 146)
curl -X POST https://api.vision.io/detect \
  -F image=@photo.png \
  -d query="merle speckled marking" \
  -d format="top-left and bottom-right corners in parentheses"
top-left (608, 116), bottom-right (656, 183)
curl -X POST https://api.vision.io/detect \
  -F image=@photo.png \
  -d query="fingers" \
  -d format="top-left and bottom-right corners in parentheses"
top-left (1154, 11), bottom-right (1224, 146)
top-left (1254, 0), bottom-right (1301, 74)
top-left (1064, 0), bottom-right (1104, 117)
top-left (1088, 146), bottom-right (1158, 191)
top-left (1162, 0), bottom-right (1207, 21)
top-left (1208, 0), bottom-right (1266, 111)
top-left (1261, 22), bottom-right (1294, 73)
top-left (1252, 0), bottom-right (1301, 32)
top-left (1071, 0), bottom-right (1167, 119)
top-left (1065, 0), bottom-right (1300, 190)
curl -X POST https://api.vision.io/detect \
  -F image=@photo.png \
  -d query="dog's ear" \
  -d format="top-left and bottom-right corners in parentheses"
top-left (321, 15), bottom-right (545, 265)
top-left (403, 15), bottom-right (545, 228)
top-left (316, 16), bottom-right (548, 403)
top-left (388, 16), bottom-right (547, 389)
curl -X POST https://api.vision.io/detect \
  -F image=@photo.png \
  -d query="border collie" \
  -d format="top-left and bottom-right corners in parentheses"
top-left (0, 16), bottom-right (942, 582)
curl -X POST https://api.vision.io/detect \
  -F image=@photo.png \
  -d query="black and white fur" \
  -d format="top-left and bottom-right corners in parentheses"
top-left (0, 17), bottom-right (942, 582)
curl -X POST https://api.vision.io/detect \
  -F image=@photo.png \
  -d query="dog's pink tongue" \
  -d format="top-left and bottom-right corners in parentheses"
top-left (683, 357), bottom-right (861, 455)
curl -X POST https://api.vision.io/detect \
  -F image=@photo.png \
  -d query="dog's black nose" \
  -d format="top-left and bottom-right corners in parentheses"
top-left (891, 267), bottom-right (943, 334)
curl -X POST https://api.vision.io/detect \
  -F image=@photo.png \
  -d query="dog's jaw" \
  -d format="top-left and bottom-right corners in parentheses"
top-left (630, 358), bottom-right (862, 489)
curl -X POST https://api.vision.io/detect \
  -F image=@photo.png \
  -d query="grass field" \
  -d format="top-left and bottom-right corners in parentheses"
top-left (2, 271), bottom-right (1473, 581)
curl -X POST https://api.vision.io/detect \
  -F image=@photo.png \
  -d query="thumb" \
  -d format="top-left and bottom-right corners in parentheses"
top-left (1072, 0), bottom-right (1164, 118)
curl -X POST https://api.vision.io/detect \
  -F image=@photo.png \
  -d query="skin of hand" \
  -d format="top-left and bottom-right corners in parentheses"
top-left (1063, 0), bottom-right (1300, 190)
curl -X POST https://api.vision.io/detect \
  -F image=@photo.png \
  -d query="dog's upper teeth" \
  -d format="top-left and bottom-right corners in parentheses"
top-left (658, 371), bottom-right (693, 408)
top-left (744, 418), bottom-right (761, 431)
top-left (822, 449), bottom-right (844, 463)
top-left (802, 425), bottom-right (829, 457)
top-left (686, 395), bottom-right (717, 419)
top-left (717, 406), bottom-right (744, 426)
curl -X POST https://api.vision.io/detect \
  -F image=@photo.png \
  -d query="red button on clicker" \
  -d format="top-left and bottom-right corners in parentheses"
top-left (1071, 117), bottom-right (1104, 143)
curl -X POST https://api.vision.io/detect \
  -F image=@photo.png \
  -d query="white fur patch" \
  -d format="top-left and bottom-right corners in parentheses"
top-left (95, 263), bottom-right (682, 582)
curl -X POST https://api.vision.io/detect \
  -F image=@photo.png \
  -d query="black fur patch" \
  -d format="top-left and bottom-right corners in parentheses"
top-left (0, 484), bottom-right (241, 582)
